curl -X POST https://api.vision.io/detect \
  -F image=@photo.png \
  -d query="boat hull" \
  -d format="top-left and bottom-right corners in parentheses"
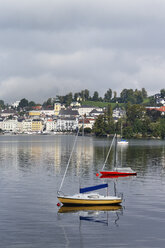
top-left (100, 171), bottom-right (137, 176)
top-left (117, 141), bottom-right (128, 145)
top-left (58, 196), bottom-right (122, 206)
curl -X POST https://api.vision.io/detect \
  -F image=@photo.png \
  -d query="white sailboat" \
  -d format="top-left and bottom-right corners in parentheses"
top-left (118, 123), bottom-right (129, 145)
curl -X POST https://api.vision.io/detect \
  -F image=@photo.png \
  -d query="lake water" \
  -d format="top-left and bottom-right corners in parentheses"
top-left (0, 134), bottom-right (165, 248)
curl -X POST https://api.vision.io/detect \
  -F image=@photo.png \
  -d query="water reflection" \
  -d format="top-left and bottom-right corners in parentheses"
top-left (58, 205), bottom-right (122, 213)
top-left (0, 135), bottom-right (165, 247)
top-left (58, 205), bottom-right (123, 227)
top-left (0, 135), bottom-right (164, 178)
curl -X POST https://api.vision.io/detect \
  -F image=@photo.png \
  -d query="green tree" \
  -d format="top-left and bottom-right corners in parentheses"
top-left (113, 91), bottom-right (117, 99)
top-left (104, 89), bottom-right (112, 102)
top-left (160, 119), bottom-right (165, 139)
top-left (142, 88), bottom-right (147, 98)
top-left (134, 89), bottom-right (143, 104)
top-left (66, 92), bottom-right (73, 106)
top-left (92, 91), bottom-right (99, 101)
top-left (112, 91), bottom-right (117, 103)
top-left (160, 89), bottom-right (165, 98)
top-left (141, 117), bottom-right (151, 137)
top-left (126, 104), bottom-right (145, 124)
top-left (0, 100), bottom-right (5, 109)
top-left (74, 92), bottom-right (79, 101)
top-left (28, 101), bottom-right (36, 107)
top-left (149, 122), bottom-right (161, 138)
top-left (106, 104), bottom-right (113, 124)
top-left (80, 90), bottom-right (85, 101)
top-left (123, 125), bottom-right (134, 139)
top-left (120, 89), bottom-right (135, 103)
top-left (146, 109), bottom-right (161, 122)
top-left (19, 98), bottom-right (29, 108)
top-left (84, 89), bottom-right (90, 100)
top-left (47, 98), bottom-right (52, 105)
top-left (105, 105), bottom-right (115, 134)
top-left (93, 115), bottom-right (107, 136)
top-left (148, 96), bottom-right (156, 106)
top-left (133, 119), bottom-right (143, 134)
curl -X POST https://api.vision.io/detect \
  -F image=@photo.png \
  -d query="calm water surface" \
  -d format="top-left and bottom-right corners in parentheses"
top-left (0, 135), bottom-right (165, 248)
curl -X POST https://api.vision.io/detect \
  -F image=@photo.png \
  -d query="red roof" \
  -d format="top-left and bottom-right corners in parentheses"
top-left (147, 106), bottom-right (165, 112)
top-left (158, 106), bottom-right (165, 112)
top-left (32, 106), bottom-right (42, 110)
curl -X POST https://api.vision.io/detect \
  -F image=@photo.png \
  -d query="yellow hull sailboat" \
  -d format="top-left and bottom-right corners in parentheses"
top-left (58, 184), bottom-right (122, 206)
top-left (58, 191), bottom-right (122, 206)
top-left (58, 194), bottom-right (122, 205)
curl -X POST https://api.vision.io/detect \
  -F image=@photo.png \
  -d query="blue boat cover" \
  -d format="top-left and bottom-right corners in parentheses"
top-left (80, 183), bottom-right (108, 193)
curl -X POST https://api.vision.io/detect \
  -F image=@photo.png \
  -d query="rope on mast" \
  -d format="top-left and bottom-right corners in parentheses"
top-left (58, 129), bottom-right (79, 194)
top-left (101, 134), bottom-right (116, 171)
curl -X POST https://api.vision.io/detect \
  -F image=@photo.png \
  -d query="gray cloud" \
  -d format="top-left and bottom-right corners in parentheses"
top-left (0, 0), bottom-right (165, 103)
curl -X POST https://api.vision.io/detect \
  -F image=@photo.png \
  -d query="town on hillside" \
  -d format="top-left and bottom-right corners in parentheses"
top-left (0, 88), bottom-right (165, 138)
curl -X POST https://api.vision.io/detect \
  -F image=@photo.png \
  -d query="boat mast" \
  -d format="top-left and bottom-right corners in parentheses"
top-left (101, 134), bottom-right (115, 171)
top-left (58, 129), bottom-right (79, 194)
top-left (79, 116), bottom-right (84, 190)
top-left (114, 133), bottom-right (117, 169)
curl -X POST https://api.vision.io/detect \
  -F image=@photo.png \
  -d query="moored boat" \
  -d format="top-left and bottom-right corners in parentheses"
top-left (100, 167), bottom-right (137, 177)
top-left (99, 134), bottom-right (136, 177)
top-left (58, 193), bottom-right (122, 206)
top-left (117, 139), bottom-right (128, 145)
top-left (58, 183), bottom-right (122, 206)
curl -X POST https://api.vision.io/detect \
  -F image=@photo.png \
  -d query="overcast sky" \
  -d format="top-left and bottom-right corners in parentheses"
top-left (0, 0), bottom-right (165, 104)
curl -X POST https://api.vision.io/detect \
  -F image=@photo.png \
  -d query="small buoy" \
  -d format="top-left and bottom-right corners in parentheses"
top-left (96, 173), bottom-right (99, 177)
top-left (57, 202), bottom-right (61, 207)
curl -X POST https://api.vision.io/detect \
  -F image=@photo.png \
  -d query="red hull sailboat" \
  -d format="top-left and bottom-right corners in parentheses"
top-left (100, 168), bottom-right (137, 177)
top-left (99, 134), bottom-right (137, 177)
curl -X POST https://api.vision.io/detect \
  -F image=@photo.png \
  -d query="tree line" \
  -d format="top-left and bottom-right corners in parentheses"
top-left (56, 88), bottom-right (165, 106)
top-left (92, 104), bottom-right (165, 139)
top-left (0, 88), bottom-right (164, 110)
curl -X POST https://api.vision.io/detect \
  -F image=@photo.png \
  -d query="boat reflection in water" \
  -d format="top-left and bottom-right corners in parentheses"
top-left (58, 205), bottom-right (123, 226)
top-left (58, 205), bottom-right (122, 213)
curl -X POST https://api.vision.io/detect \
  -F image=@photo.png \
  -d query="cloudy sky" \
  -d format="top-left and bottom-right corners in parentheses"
top-left (0, 0), bottom-right (165, 104)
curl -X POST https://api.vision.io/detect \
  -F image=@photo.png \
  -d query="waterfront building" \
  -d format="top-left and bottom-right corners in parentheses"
top-left (146, 106), bottom-right (165, 115)
top-left (29, 111), bottom-right (41, 117)
top-left (156, 98), bottom-right (165, 106)
top-left (59, 108), bottom-right (79, 118)
top-left (40, 109), bottom-right (55, 116)
top-left (56, 117), bottom-right (78, 131)
top-left (32, 119), bottom-right (43, 132)
top-left (70, 101), bottom-right (81, 107)
top-left (45, 119), bottom-right (56, 132)
top-left (0, 119), bottom-right (4, 130)
top-left (75, 106), bottom-right (103, 117)
top-left (2, 119), bottom-right (17, 132)
top-left (0, 110), bottom-right (17, 118)
top-left (112, 108), bottom-right (126, 119)
top-left (78, 118), bottom-right (94, 130)
top-left (54, 103), bottom-right (62, 116)
top-left (89, 109), bottom-right (104, 117)
top-left (22, 120), bottom-right (32, 133)
top-left (12, 100), bottom-right (20, 108)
